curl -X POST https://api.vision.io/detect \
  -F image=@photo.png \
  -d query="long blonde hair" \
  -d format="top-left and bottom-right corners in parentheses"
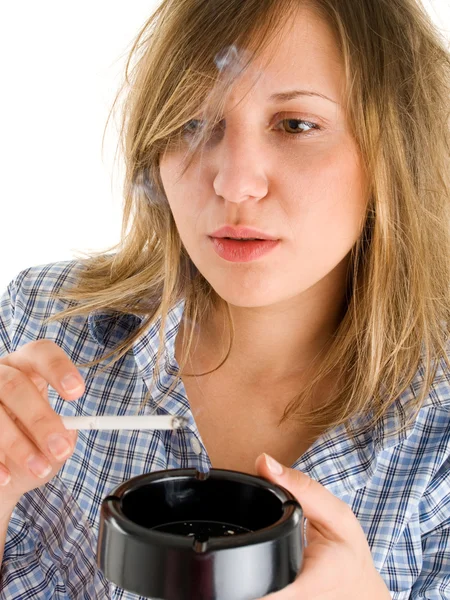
top-left (48, 0), bottom-right (450, 440)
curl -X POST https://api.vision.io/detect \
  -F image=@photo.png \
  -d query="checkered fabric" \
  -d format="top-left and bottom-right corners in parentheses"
top-left (0, 260), bottom-right (449, 599)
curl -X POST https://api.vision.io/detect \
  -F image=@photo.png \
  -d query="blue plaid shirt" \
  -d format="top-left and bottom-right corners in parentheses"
top-left (0, 260), bottom-right (449, 599)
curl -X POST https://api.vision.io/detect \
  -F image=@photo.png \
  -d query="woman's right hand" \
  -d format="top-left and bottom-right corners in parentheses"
top-left (0, 340), bottom-right (84, 512)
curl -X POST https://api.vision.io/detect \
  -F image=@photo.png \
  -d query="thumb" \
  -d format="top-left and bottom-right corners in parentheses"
top-left (255, 453), bottom-right (361, 544)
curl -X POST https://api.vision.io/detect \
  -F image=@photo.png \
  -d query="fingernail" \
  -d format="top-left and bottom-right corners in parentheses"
top-left (47, 433), bottom-right (72, 460)
top-left (27, 455), bottom-right (52, 478)
top-left (0, 468), bottom-right (11, 486)
top-left (264, 453), bottom-right (283, 475)
top-left (61, 374), bottom-right (83, 393)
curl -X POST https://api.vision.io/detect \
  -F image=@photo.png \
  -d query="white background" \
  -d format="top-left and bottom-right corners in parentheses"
top-left (0, 1), bottom-right (449, 291)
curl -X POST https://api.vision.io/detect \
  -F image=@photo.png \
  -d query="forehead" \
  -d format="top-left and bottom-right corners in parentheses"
top-left (223, 6), bottom-right (344, 108)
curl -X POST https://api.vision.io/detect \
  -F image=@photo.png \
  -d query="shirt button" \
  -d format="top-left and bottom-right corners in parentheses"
top-left (190, 437), bottom-right (202, 455)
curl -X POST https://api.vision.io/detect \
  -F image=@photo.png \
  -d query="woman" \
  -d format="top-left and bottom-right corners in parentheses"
top-left (1, 0), bottom-right (449, 598)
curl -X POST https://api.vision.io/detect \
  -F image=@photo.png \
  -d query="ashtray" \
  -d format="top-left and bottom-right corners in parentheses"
top-left (97, 467), bottom-right (304, 600)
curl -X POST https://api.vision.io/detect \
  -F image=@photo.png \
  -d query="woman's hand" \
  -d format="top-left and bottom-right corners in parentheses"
top-left (0, 340), bottom-right (84, 512)
top-left (254, 453), bottom-right (391, 600)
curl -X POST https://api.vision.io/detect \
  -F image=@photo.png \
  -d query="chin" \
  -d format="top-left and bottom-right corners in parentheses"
top-left (208, 281), bottom-right (282, 308)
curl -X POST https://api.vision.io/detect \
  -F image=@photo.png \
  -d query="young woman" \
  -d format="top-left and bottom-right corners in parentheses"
top-left (1, 0), bottom-right (449, 598)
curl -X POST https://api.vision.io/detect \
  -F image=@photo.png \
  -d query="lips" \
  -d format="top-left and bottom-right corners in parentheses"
top-left (210, 226), bottom-right (278, 241)
top-left (209, 237), bottom-right (280, 262)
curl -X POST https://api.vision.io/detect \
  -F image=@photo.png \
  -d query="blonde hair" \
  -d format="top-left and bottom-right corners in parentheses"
top-left (49, 0), bottom-right (450, 440)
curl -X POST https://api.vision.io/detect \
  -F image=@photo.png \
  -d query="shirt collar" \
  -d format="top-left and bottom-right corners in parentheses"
top-left (87, 298), bottom-right (185, 380)
top-left (87, 310), bottom-right (144, 349)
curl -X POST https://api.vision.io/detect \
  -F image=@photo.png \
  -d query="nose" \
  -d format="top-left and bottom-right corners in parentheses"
top-left (212, 127), bottom-right (269, 205)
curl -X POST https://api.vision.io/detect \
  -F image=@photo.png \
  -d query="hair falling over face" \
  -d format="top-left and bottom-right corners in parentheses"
top-left (48, 0), bottom-right (450, 441)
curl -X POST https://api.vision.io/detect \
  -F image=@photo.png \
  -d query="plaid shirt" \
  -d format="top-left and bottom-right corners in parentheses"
top-left (0, 260), bottom-right (449, 599)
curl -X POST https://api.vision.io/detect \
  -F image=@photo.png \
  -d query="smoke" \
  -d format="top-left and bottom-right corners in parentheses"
top-left (214, 44), bottom-right (248, 75)
top-left (182, 44), bottom-right (255, 155)
top-left (132, 167), bottom-right (168, 208)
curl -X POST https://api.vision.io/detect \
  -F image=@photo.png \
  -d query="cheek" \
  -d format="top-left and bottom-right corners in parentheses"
top-left (162, 185), bottom-right (207, 251)
top-left (160, 158), bottom-right (192, 228)
top-left (279, 154), bottom-right (367, 277)
top-left (160, 157), bottom-right (211, 238)
top-left (287, 144), bottom-right (367, 233)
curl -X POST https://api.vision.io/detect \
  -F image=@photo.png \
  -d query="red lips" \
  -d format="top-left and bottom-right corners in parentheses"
top-left (209, 226), bottom-right (278, 240)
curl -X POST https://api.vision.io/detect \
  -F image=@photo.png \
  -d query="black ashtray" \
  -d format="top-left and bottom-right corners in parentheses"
top-left (97, 468), bottom-right (304, 600)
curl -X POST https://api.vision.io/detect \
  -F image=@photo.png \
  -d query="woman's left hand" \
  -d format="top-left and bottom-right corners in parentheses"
top-left (254, 453), bottom-right (391, 600)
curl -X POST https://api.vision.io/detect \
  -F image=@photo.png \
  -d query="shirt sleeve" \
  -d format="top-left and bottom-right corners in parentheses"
top-left (0, 271), bottom-right (112, 599)
top-left (0, 278), bottom-right (49, 597)
top-left (1, 483), bottom-right (112, 599)
top-left (0, 510), bottom-right (50, 599)
top-left (0, 279), bottom-right (15, 356)
top-left (410, 456), bottom-right (450, 598)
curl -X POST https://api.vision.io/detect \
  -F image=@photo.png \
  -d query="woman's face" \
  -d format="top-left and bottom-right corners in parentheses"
top-left (159, 7), bottom-right (368, 309)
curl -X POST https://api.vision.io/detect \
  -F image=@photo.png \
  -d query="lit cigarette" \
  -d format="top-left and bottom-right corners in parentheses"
top-left (61, 415), bottom-right (189, 431)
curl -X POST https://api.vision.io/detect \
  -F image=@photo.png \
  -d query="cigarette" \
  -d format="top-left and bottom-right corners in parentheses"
top-left (61, 415), bottom-right (189, 431)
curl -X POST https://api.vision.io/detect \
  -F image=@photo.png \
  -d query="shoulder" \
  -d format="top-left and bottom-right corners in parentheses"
top-left (0, 259), bottom-right (89, 353)
top-left (6, 259), bottom-right (86, 300)
top-left (372, 346), bottom-right (450, 463)
top-left (391, 354), bottom-right (450, 476)
top-left (414, 345), bottom-right (450, 411)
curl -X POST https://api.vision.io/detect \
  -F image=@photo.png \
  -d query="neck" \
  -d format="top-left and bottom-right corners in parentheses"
top-left (177, 255), bottom-right (350, 387)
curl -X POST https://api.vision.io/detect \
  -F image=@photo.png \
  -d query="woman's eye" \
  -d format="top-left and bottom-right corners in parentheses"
top-left (183, 119), bottom-right (204, 134)
top-left (278, 118), bottom-right (320, 136)
top-left (181, 117), bottom-right (321, 138)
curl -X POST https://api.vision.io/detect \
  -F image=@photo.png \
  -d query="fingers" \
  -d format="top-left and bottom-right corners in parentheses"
top-left (290, 470), bottom-right (362, 543)
top-left (0, 458), bottom-right (11, 486)
top-left (0, 403), bottom-right (77, 494)
top-left (0, 362), bottom-right (77, 464)
top-left (257, 456), bottom-right (365, 544)
top-left (0, 403), bottom-right (53, 478)
top-left (0, 340), bottom-right (83, 494)
top-left (0, 339), bottom-right (85, 400)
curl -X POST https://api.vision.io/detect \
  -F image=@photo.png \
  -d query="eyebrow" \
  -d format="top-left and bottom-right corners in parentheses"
top-left (269, 89), bottom-right (339, 105)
